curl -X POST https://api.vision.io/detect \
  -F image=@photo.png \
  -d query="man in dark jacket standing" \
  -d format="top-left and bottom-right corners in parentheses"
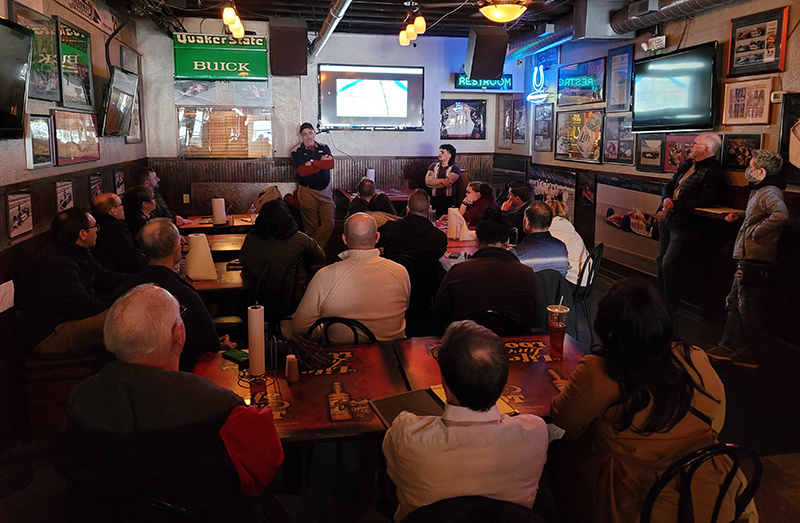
top-left (657, 132), bottom-right (724, 310)
top-left (15, 208), bottom-right (127, 356)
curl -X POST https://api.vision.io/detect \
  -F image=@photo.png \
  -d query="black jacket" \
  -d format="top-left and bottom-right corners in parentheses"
top-left (91, 212), bottom-right (146, 274)
top-left (378, 214), bottom-right (447, 270)
top-left (661, 156), bottom-right (724, 228)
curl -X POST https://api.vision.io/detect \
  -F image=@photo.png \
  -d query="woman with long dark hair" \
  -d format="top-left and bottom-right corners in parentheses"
top-left (550, 278), bottom-right (754, 522)
top-left (424, 144), bottom-right (461, 219)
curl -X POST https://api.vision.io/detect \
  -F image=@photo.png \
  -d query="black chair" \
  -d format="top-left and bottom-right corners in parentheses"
top-left (136, 496), bottom-right (203, 523)
top-left (572, 242), bottom-right (604, 341)
top-left (309, 317), bottom-right (377, 345)
top-left (509, 227), bottom-right (520, 245)
top-left (389, 254), bottom-right (442, 337)
top-left (470, 309), bottom-right (527, 336)
top-left (267, 252), bottom-right (311, 338)
top-left (640, 443), bottom-right (762, 523)
top-left (403, 496), bottom-right (544, 523)
top-left (532, 269), bottom-right (576, 338)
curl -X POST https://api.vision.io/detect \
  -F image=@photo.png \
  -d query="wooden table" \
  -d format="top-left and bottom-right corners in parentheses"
top-left (187, 261), bottom-right (248, 293)
top-left (392, 334), bottom-right (584, 420)
top-left (194, 342), bottom-right (409, 443)
top-left (338, 187), bottom-right (414, 202)
top-left (441, 238), bottom-right (479, 271)
top-left (182, 234), bottom-right (246, 260)
top-left (179, 214), bottom-right (255, 234)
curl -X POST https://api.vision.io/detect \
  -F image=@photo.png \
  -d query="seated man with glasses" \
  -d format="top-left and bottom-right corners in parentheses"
top-left (15, 208), bottom-right (128, 357)
top-left (91, 192), bottom-right (146, 273)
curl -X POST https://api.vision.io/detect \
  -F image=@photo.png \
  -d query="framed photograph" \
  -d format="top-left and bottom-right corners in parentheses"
top-left (497, 94), bottom-right (513, 149)
top-left (722, 134), bottom-right (762, 170)
top-left (606, 45), bottom-right (633, 112)
top-left (636, 134), bottom-right (666, 173)
top-left (664, 135), bottom-right (697, 173)
top-left (557, 58), bottom-right (605, 106)
top-left (779, 93), bottom-right (800, 184)
top-left (8, 190), bottom-right (33, 238)
top-left (722, 79), bottom-right (771, 125)
top-left (533, 103), bottom-right (554, 152)
top-left (728, 6), bottom-right (789, 77)
top-left (56, 17), bottom-right (94, 110)
top-left (12, 3), bottom-right (60, 102)
top-left (52, 109), bottom-right (100, 165)
top-left (120, 44), bottom-right (140, 74)
top-left (555, 110), bottom-right (603, 163)
top-left (440, 99), bottom-right (486, 140)
top-left (603, 113), bottom-right (634, 165)
top-left (512, 98), bottom-right (527, 144)
top-left (56, 180), bottom-right (74, 211)
top-left (90, 174), bottom-right (103, 198)
top-left (125, 91), bottom-right (143, 144)
top-left (25, 114), bottom-right (55, 169)
top-left (114, 168), bottom-right (125, 194)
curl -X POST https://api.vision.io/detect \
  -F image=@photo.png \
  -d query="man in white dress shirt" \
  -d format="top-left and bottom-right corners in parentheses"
top-left (383, 320), bottom-right (549, 521)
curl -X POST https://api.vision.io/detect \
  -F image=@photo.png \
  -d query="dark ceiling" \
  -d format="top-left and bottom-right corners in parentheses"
top-left (173, 0), bottom-right (575, 39)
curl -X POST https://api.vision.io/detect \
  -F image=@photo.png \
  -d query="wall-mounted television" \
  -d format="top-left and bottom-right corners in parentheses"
top-left (632, 42), bottom-right (717, 133)
top-left (318, 64), bottom-right (424, 130)
top-left (0, 17), bottom-right (33, 139)
top-left (101, 66), bottom-right (139, 136)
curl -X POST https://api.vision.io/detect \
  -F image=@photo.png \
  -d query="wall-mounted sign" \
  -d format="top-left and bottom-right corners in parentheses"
top-left (558, 58), bottom-right (605, 107)
top-left (454, 73), bottom-right (513, 91)
top-left (526, 64), bottom-right (548, 104)
top-left (173, 33), bottom-right (269, 81)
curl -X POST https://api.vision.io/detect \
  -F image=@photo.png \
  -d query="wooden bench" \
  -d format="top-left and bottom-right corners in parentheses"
top-left (191, 182), bottom-right (297, 214)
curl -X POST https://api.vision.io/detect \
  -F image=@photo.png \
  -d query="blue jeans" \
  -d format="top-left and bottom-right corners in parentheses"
top-left (656, 218), bottom-right (689, 310)
top-left (720, 261), bottom-right (762, 355)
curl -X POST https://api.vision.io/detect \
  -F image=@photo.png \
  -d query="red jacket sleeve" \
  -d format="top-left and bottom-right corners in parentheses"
top-left (219, 405), bottom-right (284, 497)
top-left (296, 158), bottom-right (335, 177)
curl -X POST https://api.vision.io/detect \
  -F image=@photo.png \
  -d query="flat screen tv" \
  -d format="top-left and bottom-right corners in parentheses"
top-left (632, 42), bottom-right (717, 132)
top-left (318, 64), bottom-right (424, 130)
top-left (0, 18), bottom-right (33, 139)
top-left (101, 66), bottom-right (139, 136)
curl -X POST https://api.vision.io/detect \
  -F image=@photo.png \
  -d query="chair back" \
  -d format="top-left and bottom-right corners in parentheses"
top-left (573, 242), bottom-right (604, 305)
top-left (640, 443), bottom-right (762, 523)
top-left (532, 269), bottom-right (576, 337)
top-left (509, 227), bottom-right (519, 245)
top-left (403, 496), bottom-right (543, 523)
top-left (136, 496), bottom-right (203, 523)
top-left (309, 317), bottom-right (377, 345)
top-left (470, 309), bottom-right (527, 336)
top-left (389, 253), bottom-right (440, 337)
top-left (276, 252), bottom-right (311, 317)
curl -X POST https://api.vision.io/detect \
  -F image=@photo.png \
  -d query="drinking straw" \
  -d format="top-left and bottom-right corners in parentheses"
top-left (558, 296), bottom-right (564, 307)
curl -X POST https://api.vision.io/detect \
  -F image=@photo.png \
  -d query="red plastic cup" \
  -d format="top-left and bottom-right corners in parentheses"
top-left (547, 305), bottom-right (569, 360)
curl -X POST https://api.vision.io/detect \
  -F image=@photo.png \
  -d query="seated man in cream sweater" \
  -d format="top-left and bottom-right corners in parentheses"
top-left (292, 213), bottom-right (410, 343)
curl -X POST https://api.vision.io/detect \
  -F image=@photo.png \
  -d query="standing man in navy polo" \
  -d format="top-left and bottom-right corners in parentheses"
top-left (291, 123), bottom-right (335, 248)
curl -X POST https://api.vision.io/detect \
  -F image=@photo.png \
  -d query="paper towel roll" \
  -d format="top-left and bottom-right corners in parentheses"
top-left (365, 168), bottom-right (375, 181)
top-left (185, 234), bottom-right (217, 280)
top-left (248, 305), bottom-right (265, 376)
top-left (212, 198), bottom-right (227, 225)
top-left (447, 208), bottom-right (461, 239)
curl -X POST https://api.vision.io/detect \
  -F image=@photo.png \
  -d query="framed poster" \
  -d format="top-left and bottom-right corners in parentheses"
top-left (497, 94), bottom-right (513, 149)
top-left (114, 168), bottom-right (125, 194)
top-left (664, 135), bottom-right (697, 173)
top-left (52, 110), bottom-right (100, 165)
top-left (8, 190), bottom-right (33, 238)
top-left (533, 103), bottom-right (553, 152)
top-left (56, 18), bottom-right (94, 110)
top-left (125, 91), bottom-right (143, 144)
top-left (722, 79), bottom-right (771, 125)
top-left (120, 44), bottom-right (139, 74)
top-left (779, 93), bottom-right (800, 184)
top-left (557, 58), bottom-right (605, 106)
top-left (512, 98), bottom-right (527, 144)
top-left (90, 174), bottom-right (103, 198)
top-left (728, 6), bottom-right (789, 77)
top-left (606, 45), bottom-right (633, 112)
top-left (12, 3), bottom-right (60, 102)
top-left (440, 99), bottom-right (486, 140)
top-left (25, 114), bottom-right (55, 169)
top-left (555, 110), bottom-right (603, 163)
top-left (56, 180), bottom-right (74, 211)
top-left (603, 113), bottom-right (634, 165)
top-left (722, 134), bottom-right (762, 170)
top-left (636, 134), bottom-right (666, 173)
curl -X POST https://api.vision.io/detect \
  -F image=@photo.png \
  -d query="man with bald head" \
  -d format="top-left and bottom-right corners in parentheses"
top-left (293, 212), bottom-right (410, 343)
top-left (657, 131), bottom-right (725, 310)
top-left (91, 192), bottom-right (146, 273)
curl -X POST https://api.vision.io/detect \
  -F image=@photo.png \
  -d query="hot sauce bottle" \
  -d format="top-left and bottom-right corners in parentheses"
top-left (328, 381), bottom-right (353, 421)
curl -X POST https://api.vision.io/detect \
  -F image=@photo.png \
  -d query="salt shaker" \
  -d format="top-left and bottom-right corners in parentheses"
top-left (285, 354), bottom-right (299, 383)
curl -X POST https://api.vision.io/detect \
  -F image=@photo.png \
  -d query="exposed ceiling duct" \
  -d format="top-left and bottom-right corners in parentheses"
top-left (610, 0), bottom-right (739, 34)
top-left (307, 0), bottom-right (354, 63)
top-left (506, 26), bottom-right (575, 62)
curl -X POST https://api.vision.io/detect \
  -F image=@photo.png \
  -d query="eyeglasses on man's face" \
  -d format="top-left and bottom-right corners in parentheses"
top-left (85, 224), bottom-right (100, 232)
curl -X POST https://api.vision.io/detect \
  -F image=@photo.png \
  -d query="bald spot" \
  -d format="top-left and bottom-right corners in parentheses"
top-left (92, 193), bottom-right (120, 214)
top-left (344, 213), bottom-right (378, 249)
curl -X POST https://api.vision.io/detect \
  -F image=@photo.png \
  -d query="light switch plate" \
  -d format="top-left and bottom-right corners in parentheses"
top-left (0, 280), bottom-right (14, 314)
top-left (183, 194), bottom-right (190, 204)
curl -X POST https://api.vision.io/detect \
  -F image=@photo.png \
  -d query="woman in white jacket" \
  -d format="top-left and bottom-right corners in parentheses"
top-left (547, 201), bottom-right (589, 287)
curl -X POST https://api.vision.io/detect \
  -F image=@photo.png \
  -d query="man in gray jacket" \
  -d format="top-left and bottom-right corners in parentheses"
top-left (707, 149), bottom-right (789, 369)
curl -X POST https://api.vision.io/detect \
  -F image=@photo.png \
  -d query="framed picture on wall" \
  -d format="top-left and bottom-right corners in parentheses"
top-left (722, 78), bottom-right (771, 125)
top-left (125, 91), bottom-right (143, 144)
top-left (12, 3), bottom-right (60, 102)
top-left (120, 44), bottom-right (140, 74)
top-left (440, 99), bottom-right (486, 140)
top-left (555, 110), bottom-right (603, 163)
top-left (603, 112), bottom-right (634, 165)
top-left (56, 180), bottom-right (74, 211)
top-left (606, 45), bottom-right (633, 112)
top-left (727, 6), bottom-right (789, 77)
top-left (8, 190), bottom-right (33, 239)
top-left (90, 174), bottom-right (103, 198)
top-left (557, 58), bottom-right (605, 107)
top-left (55, 17), bottom-right (95, 110)
top-left (533, 103), bottom-right (553, 152)
top-left (25, 114), bottom-right (55, 169)
top-left (664, 134), bottom-right (697, 173)
top-left (512, 98), bottom-right (527, 144)
top-left (722, 134), bottom-right (762, 170)
top-left (779, 92), bottom-right (800, 184)
top-left (636, 134), bottom-right (666, 173)
top-left (52, 109), bottom-right (100, 165)
top-left (497, 94), bottom-right (513, 149)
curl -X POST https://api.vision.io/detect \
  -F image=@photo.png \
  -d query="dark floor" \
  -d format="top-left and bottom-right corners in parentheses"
top-left (2, 266), bottom-right (799, 522)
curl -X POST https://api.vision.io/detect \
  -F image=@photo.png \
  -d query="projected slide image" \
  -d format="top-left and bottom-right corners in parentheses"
top-left (336, 79), bottom-right (408, 118)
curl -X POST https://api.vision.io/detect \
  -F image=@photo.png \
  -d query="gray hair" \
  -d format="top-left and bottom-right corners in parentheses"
top-left (104, 284), bottom-right (181, 363)
top-left (751, 149), bottom-right (784, 178)
top-left (139, 218), bottom-right (180, 260)
top-left (697, 132), bottom-right (722, 156)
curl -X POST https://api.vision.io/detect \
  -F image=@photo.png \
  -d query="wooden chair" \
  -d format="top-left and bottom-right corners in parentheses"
top-left (640, 443), bottom-right (762, 523)
top-left (572, 242), bottom-right (604, 341)
top-left (403, 496), bottom-right (544, 523)
top-left (308, 317), bottom-right (377, 345)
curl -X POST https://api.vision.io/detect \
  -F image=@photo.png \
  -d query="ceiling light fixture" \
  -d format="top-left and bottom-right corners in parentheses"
top-left (398, 1), bottom-right (425, 46)
top-left (399, 30), bottom-right (410, 46)
top-left (406, 24), bottom-right (417, 40)
top-left (479, 1), bottom-right (527, 23)
top-left (222, 6), bottom-right (237, 26)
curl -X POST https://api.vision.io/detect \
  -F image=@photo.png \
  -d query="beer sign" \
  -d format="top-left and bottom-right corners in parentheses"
top-left (173, 33), bottom-right (269, 81)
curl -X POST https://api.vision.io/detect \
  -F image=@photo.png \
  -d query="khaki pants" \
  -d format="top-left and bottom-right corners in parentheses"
top-left (34, 309), bottom-right (109, 358)
top-left (297, 185), bottom-right (335, 249)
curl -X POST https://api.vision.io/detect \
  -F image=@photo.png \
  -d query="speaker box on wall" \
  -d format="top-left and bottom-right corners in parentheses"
top-left (465, 27), bottom-right (509, 80)
top-left (269, 18), bottom-right (309, 76)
